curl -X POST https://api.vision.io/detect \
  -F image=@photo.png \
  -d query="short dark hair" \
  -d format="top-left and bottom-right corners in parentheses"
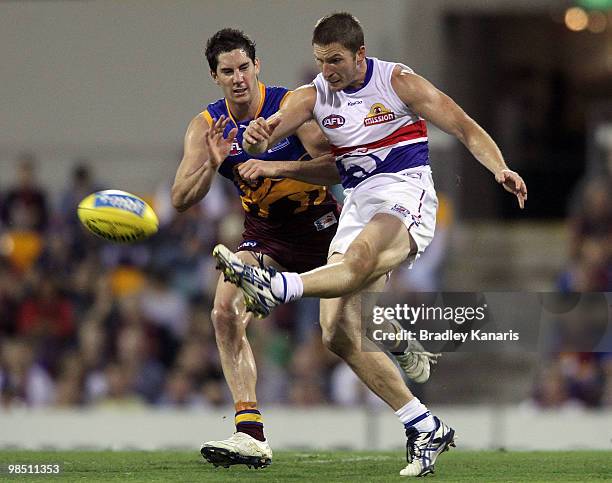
top-left (312, 12), bottom-right (364, 54)
top-left (204, 28), bottom-right (256, 73)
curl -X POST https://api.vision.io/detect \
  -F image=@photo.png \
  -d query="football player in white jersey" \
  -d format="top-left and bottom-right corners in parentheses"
top-left (212, 12), bottom-right (527, 477)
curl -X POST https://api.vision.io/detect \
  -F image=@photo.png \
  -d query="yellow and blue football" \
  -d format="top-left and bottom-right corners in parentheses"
top-left (77, 190), bottom-right (158, 243)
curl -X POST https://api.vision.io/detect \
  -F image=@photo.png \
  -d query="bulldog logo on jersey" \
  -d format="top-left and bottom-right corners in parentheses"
top-left (322, 114), bottom-right (346, 129)
top-left (364, 103), bottom-right (396, 126)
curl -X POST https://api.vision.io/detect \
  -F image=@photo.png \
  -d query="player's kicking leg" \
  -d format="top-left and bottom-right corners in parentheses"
top-left (214, 214), bottom-right (455, 475)
top-left (200, 251), bottom-right (272, 469)
top-left (213, 213), bottom-right (420, 313)
top-left (213, 245), bottom-right (439, 382)
top-left (213, 213), bottom-right (440, 382)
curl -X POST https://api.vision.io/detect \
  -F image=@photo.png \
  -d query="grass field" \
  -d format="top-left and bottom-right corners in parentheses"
top-left (0, 450), bottom-right (611, 482)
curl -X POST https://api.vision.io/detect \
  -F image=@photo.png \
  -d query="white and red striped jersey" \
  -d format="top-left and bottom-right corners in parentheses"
top-left (312, 57), bottom-right (429, 189)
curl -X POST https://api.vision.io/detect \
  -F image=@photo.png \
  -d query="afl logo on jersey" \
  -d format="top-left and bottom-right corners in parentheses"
top-left (322, 114), bottom-right (346, 129)
top-left (364, 103), bottom-right (396, 126)
top-left (229, 141), bottom-right (242, 156)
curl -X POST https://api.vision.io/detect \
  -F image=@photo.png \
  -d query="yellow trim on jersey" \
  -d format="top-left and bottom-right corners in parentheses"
top-left (279, 90), bottom-right (292, 108)
top-left (224, 82), bottom-right (267, 126)
top-left (224, 97), bottom-right (235, 126)
top-left (254, 82), bottom-right (266, 118)
top-left (201, 110), bottom-right (213, 126)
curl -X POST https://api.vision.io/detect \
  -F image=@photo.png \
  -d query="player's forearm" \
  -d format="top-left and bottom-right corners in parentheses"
top-left (460, 123), bottom-right (508, 176)
top-left (243, 138), bottom-right (268, 155)
top-left (274, 155), bottom-right (340, 185)
top-left (171, 163), bottom-right (216, 212)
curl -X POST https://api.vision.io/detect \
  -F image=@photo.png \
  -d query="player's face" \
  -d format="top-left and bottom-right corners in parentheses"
top-left (212, 49), bottom-right (260, 105)
top-left (313, 43), bottom-right (366, 92)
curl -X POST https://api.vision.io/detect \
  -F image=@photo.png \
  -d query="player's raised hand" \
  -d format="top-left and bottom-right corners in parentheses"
top-left (205, 115), bottom-right (238, 170)
top-left (238, 159), bottom-right (280, 183)
top-left (243, 115), bottom-right (282, 154)
top-left (495, 169), bottom-right (528, 209)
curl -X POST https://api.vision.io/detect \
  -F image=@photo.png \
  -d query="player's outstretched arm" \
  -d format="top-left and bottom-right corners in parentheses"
top-left (237, 154), bottom-right (339, 186)
top-left (242, 85), bottom-right (317, 155)
top-left (392, 68), bottom-right (527, 209)
top-left (171, 115), bottom-right (237, 212)
top-left (239, 118), bottom-right (340, 185)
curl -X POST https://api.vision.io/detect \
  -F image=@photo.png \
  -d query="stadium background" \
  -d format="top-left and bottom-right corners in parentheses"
top-left (0, 0), bottom-right (610, 451)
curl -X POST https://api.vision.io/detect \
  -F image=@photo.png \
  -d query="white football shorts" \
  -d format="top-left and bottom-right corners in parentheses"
top-left (328, 166), bottom-right (438, 266)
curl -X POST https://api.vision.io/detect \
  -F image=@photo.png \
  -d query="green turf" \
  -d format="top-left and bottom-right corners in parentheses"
top-left (0, 450), bottom-right (610, 482)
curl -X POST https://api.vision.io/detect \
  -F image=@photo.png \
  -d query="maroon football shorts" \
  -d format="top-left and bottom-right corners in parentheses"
top-left (237, 202), bottom-right (341, 273)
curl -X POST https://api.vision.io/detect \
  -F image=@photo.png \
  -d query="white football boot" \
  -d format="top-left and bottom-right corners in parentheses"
top-left (400, 416), bottom-right (455, 477)
top-left (200, 432), bottom-right (272, 469)
top-left (213, 244), bottom-right (282, 319)
top-left (394, 338), bottom-right (441, 383)
top-left (384, 316), bottom-right (441, 383)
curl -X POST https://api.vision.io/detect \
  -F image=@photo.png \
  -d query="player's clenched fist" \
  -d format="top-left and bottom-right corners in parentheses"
top-left (238, 159), bottom-right (280, 182)
top-left (242, 115), bottom-right (282, 154)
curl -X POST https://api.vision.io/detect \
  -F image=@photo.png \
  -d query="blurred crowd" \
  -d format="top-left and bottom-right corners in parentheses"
top-left (0, 153), bottom-right (345, 409)
top-left (1, 153), bottom-right (433, 410)
top-left (531, 147), bottom-right (612, 409)
top-left (0, 149), bottom-right (610, 411)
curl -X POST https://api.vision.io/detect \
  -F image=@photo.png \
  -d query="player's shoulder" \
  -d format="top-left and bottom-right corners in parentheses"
top-left (285, 83), bottom-right (317, 103)
top-left (379, 57), bottom-right (413, 79)
top-left (263, 84), bottom-right (316, 114)
top-left (264, 84), bottom-right (290, 98)
top-left (187, 110), bottom-right (212, 134)
top-left (390, 61), bottom-right (422, 92)
top-left (257, 84), bottom-right (290, 117)
top-left (205, 97), bottom-right (227, 117)
top-left (194, 96), bottom-right (228, 128)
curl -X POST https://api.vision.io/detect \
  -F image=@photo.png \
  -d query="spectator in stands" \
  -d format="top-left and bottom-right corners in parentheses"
top-left (54, 350), bottom-right (86, 406)
top-left (96, 362), bottom-right (145, 409)
top-left (288, 331), bottom-right (333, 406)
top-left (531, 362), bottom-right (574, 409)
top-left (602, 355), bottom-right (612, 406)
top-left (568, 178), bottom-right (612, 262)
top-left (1, 153), bottom-right (48, 232)
top-left (173, 338), bottom-right (226, 401)
top-left (0, 256), bottom-right (22, 335)
top-left (158, 369), bottom-right (198, 407)
top-left (78, 319), bottom-right (110, 404)
top-left (0, 338), bottom-right (55, 407)
top-left (115, 323), bottom-right (166, 403)
top-left (140, 268), bottom-right (189, 341)
top-left (58, 161), bottom-right (100, 226)
top-left (17, 275), bottom-right (75, 343)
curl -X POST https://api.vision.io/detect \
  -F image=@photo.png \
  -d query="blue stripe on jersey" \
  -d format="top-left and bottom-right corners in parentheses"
top-left (336, 142), bottom-right (429, 189)
top-left (343, 58), bottom-right (374, 94)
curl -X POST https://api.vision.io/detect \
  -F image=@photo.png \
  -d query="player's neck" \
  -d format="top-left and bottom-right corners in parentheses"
top-left (227, 82), bottom-right (262, 122)
top-left (346, 59), bottom-right (368, 91)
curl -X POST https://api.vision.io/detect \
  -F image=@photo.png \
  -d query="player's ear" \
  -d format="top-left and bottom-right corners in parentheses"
top-left (210, 70), bottom-right (219, 85)
top-left (356, 46), bottom-right (366, 64)
top-left (254, 58), bottom-right (261, 76)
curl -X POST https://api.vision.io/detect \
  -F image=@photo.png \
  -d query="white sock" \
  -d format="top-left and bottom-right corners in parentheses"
top-left (270, 271), bottom-right (303, 303)
top-left (395, 397), bottom-right (435, 432)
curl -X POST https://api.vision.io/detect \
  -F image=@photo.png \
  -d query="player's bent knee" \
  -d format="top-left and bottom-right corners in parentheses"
top-left (344, 241), bottom-right (377, 282)
top-left (211, 304), bottom-right (243, 341)
top-left (321, 323), bottom-right (359, 358)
